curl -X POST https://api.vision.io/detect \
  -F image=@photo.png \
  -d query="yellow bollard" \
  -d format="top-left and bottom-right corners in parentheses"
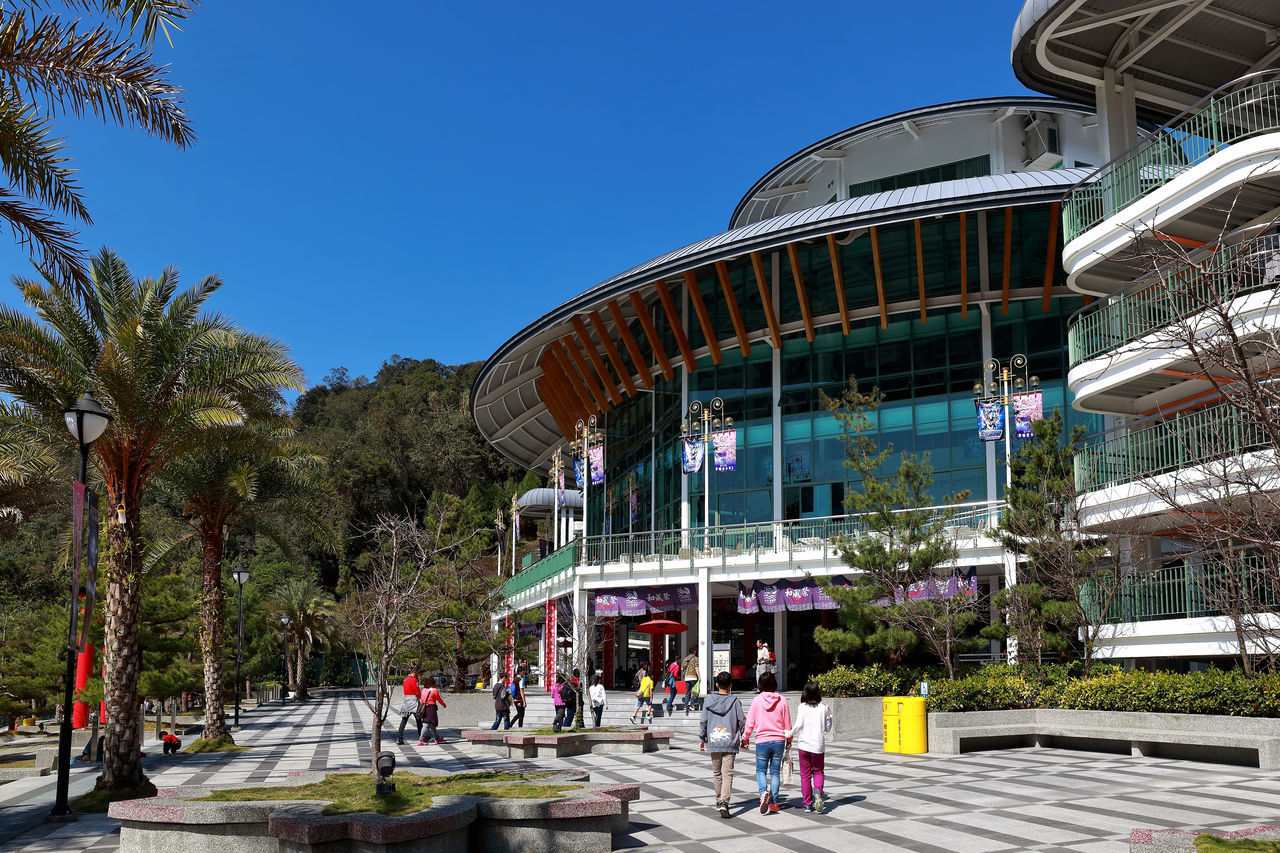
top-left (897, 696), bottom-right (928, 754)
top-left (881, 696), bottom-right (901, 753)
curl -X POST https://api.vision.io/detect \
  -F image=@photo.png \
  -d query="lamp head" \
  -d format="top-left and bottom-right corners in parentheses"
top-left (973, 382), bottom-right (983, 395)
top-left (63, 392), bottom-right (111, 446)
top-left (280, 615), bottom-right (291, 627)
top-left (376, 750), bottom-right (396, 779)
top-left (232, 563), bottom-right (250, 587)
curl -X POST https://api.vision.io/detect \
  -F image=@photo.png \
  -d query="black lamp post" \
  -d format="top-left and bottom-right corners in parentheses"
top-left (232, 564), bottom-right (250, 729)
top-left (51, 392), bottom-right (110, 819)
top-left (280, 615), bottom-right (291, 702)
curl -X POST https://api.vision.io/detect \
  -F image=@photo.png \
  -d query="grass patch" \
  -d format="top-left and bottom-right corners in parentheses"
top-left (0, 758), bottom-right (34, 768)
top-left (195, 770), bottom-right (578, 817)
top-left (1195, 837), bottom-right (1280, 852)
top-left (72, 781), bottom-right (158, 813)
top-left (184, 737), bottom-right (251, 754)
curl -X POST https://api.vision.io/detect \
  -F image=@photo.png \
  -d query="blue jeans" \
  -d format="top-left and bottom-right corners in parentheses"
top-left (665, 683), bottom-right (677, 713)
top-left (490, 709), bottom-right (511, 730)
top-left (754, 740), bottom-right (785, 798)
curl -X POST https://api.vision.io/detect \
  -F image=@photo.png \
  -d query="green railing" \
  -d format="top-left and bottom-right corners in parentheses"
top-left (1084, 555), bottom-right (1280, 624)
top-left (1067, 238), bottom-right (1276, 367)
top-left (1063, 71), bottom-right (1280, 243)
top-left (1075, 401), bottom-right (1271, 494)
top-left (499, 501), bottom-right (1005, 600)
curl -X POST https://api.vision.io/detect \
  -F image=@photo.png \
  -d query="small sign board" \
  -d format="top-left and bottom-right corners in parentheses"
top-left (919, 680), bottom-right (930, 697)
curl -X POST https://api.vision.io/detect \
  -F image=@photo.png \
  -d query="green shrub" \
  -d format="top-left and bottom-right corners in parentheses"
top-left (813, 663), bottom-right (911, 698)
top-left (926, 666), bottom-right (1042, 712)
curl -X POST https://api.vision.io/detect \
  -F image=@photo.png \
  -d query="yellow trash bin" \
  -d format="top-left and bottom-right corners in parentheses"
top-left (897, 696), bottom-right (928, 754)
top-left (881, 697), bottom-right (901, 753)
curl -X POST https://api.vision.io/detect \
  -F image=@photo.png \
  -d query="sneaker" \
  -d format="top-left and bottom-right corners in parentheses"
top-left (415, 740), bottom-right (426, 746)
top-left (759, 793), bottom-right (769, 814)
top-left (813, 790), bottom-right (824, 813)
top-left (769, 803), bottom-right (781, 813)
top-left (434, 738), bottom-right (444, 744)
top-left (395, 739), bottom-right (404, 745)
top-left (803, 805), bottom-right (813, 813)
top-left (719, 803), bottom-right (730, 819)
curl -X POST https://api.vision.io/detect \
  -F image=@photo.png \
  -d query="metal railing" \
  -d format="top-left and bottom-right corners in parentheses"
top-left (1067, 237), bottom-right (1280, 367)
top-left (1075, 400), bottom-right (1271, 494)
top-left (1063, 70), bottom-right (1280, 243)
top-left (500, 501), bottom-right (1005, 599)
top-left (1084, 555), bottom-right (1280, 624)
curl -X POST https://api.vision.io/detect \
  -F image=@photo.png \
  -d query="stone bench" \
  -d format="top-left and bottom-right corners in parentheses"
top-left (109, 768), bottom-right (639, 853)
top-left (462, 728), bottom-right (673, 758)
top-left (928, 709), bottom-right (1280, 768)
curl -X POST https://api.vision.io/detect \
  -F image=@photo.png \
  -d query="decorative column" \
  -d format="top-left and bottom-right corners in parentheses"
top-left (602, 617), bottom-right (616, 688)
top-left (697, 567), bottom-right (711, 698)
top-left (773, 608), bottom-right (787, 691)
top-left (543, 599), bottom-right (558, 691)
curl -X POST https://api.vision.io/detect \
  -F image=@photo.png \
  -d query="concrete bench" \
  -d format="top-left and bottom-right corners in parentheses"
top-left (110, 768), bottom-right (639, 853)
top-left (463, 728), bottom-right (672, 758)
top-left (928, 709), bottom-right (1280, 768)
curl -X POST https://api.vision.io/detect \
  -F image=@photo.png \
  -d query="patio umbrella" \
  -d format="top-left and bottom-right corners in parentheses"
top-left (634, 618), bottom-right (688, 635)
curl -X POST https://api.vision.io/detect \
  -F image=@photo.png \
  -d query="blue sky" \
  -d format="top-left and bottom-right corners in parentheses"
top-left (0, 2), bottom-right (1036, 388)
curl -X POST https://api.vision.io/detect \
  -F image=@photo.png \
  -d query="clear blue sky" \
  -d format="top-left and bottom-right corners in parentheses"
top-left (0, 2), bottom-right (1036, 388)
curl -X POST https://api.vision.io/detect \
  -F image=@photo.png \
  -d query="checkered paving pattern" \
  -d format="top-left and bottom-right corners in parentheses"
top-left (6, 690), bottom-right (1280, 852)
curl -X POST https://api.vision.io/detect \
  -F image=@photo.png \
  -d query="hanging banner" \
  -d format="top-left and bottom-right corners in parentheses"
top-left (681, 437), bottom-right (704, 474)
top-left (629, 490), bottom-right (638, 523)
top-left (672, 584), bottom-right (698, 611)
top-left (737, 582), bottom-right (759, 614)
top-left (712, 430), bottom-right (737, 472)
top-left (619, 588), bottom-right (649, 617)
top-left (756, 580), bottom-right (786, 613)
top-left (645, 586), bottom-right (674, 613)
top-left (544, 600), bottom-right (557, 690)
top-left (504, 615), bottom-right (515, 684)
top-left (1013, 390), bottom-right (1044, 439)
top-left (594, 592), bottom-right (620, 616)
top-left (812, 576), bottom-right (849, 610)
top-left (784, 581), bottom-right (814, 612)
top-left (975, 398), bottom-right (1005, 441)
top-left (513, 501), bottom-right (520, 533)
top-left (80, 491), bottom-right (98, 651)
top-left (558, 469), bottom-right (566, 506)
top-left (69, 480), bottom-right (84, 649)
top-left (574, 455), bottom-right (584, 489)
top-left (588, 444), bottom-right (605, 485)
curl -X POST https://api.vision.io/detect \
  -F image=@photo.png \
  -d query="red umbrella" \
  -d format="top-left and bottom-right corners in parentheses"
top-left (634, 618), bottom-right (688, 636)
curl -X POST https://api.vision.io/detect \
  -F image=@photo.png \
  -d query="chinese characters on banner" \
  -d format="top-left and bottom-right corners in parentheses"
top-left (543, 600), bottom-right (557, 691)
top-left (504, 615), bottom-right (515, 684)
top-left (1013, 390), bottom-right (1043, 438)
top-left (681, 437), bottom-right (704, 473)
top-left (588, 444), bottom-right (605, 485)
top-left (975, 399), bottom-right (1004, 441)
top-left (713, 430), bottom-right (737, 472)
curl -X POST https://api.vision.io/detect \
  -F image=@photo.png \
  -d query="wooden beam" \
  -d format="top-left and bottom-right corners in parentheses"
top-left (655, 279), bottom-right (697, 372)
top-left (1082, 294), bottom-right (1094, 306)
top-left (959, 212), bottom-right (968, 319)
top-left (571, 316), bottom-right (621, 404)
top-left (607, 299), bottom-right (654, 388)
top-left (563, 334), bottom-right (609, 411)
top-left (629, 291), bottom-right (674, 381)
top-left (914, 218), bottom-right (927, 323)
top-left (542, 349), bottom-right (588, 422)
top-left (550, 340), bottom-right (597, 414)
top-left (825, 235), bottom-right (850, 335)
top-left (1154, 231), bottom-right (1208, 249)
top-left (1001, 206), bottom-right (1013, 315)
top-left (715, 261), bottom-right (751, 356)
top-left (750, 251), bottom-right (781, 348)
top-left (536, 375), bottom-right (573, 440)
top-left (1042, 201), bottom-right (1060, 312)
top-left (786, 243), bottom-right (815, 342)
top-left (869, 226), bottom-right (888, 329)
top-left (682, 270), bottom-right (722, 365)
top-left (588, 309), bottom-right (636, 396)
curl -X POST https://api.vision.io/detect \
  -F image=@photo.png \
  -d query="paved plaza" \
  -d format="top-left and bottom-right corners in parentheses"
top-left (5, 690), bottom-right (1280, 852)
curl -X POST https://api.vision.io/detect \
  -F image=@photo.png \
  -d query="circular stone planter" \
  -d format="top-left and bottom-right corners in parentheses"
top-left (108, 768), bottom-right (639, 853)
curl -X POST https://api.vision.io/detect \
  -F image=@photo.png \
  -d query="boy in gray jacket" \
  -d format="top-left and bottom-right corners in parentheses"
top-left (698, 670), bottom-right (745, 818)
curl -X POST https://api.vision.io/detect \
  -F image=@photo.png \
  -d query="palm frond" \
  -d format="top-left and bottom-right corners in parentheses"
top-left (0, 187), bottom-right (87, 290)
top-left (0, 93), bottom-right (89, 220)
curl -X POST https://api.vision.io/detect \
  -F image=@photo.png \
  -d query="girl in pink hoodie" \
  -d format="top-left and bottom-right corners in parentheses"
top-left (741, 671), bottom-right (792, 813)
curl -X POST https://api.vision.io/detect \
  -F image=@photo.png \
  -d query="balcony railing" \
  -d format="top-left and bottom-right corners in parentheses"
top-left (499, 501), bottom-right (1005, 600)
top-left (1063, 70), bottom-right (1280, 244)
top-left (1084, 555), bottom-right (1279, 624)
top-left (1067, 238), bottom-right (1278, 367)
top-left (1075, 401), bottom-right (1272, 494)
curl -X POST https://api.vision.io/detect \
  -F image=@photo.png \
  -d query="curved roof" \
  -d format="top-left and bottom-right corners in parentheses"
top-left (517, 487), bottom-right (583, 514)
top-left (1012, 0), bottom-right (1280, 123)
top-left (473, 168), bottom-right (1090, 473)
top-left (729, 97), bottom-right (1096, 229)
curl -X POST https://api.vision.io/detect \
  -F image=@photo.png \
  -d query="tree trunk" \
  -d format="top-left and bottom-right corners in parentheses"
top-left (199, 528), bottom-right (230, 741)
top-left (97, 519), bottom-right (145, 791)
top-left (369, 666), bottom-right (386, 780)
top-left (295, 644), bottom-right (310, 701)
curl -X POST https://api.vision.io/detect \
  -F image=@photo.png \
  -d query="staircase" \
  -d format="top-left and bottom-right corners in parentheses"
top-left (474, 689), bottom-right (705, 735)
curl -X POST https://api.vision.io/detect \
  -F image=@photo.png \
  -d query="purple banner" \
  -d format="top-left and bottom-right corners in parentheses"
top-left (713, 430), bottom-right (736, 472)
top-left (672, 584), bottom-right (697, 611)
top-left (645, 586), bottom-right (674, 613)
top-left (812, 576), bottom-right (849, 610)
top-left (784, 581), bottom-right (814, 612)
top-left (756, 580), bottom-right (786, 613)
top-left (80, 491), bottom-right (98, 651)
top-left (1013, 390), bottom-right (1043, 439)
top-left (619, 589), bottom-right (649, 617)
top-left (589, 444), bottom-right (605, 485)
top-left (594, 592), bottom-right (620, 616)
top-left (737, 582), bottom-right (758, 614)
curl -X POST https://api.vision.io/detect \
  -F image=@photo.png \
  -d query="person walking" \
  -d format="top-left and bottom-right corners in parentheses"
top-left (396, 665), bottom-right (421, 745)
top-left (699, 671), bottom-right (745, 819)
top-left (787, 680), bottom-right (834, 813)
top-left (589, 675), bottom-right (607, 728)
top-left (630, 666), bottom-right (653, 724)
top-left (511, 668), bottom-right (527, 728)
top-left (490, 674), bottom-right (512, 731)
top-left (663, 656), bottom-right (680, 716)
top-left (681, 648), bottom-right (700, 715)
top-left (565, 668), bottom-right (583, 730)
top-left (755, 640), bottom-right (776, 688)
top-left (551, 673), bottom-right (567, 732)
top-left (742, 672), bottom-right (791, 814)
top-left (416, 676), bottom-right (447, 745)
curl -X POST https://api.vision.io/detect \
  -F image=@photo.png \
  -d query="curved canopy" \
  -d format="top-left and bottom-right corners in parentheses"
top-left (517, 487), bottom-right (584, 517)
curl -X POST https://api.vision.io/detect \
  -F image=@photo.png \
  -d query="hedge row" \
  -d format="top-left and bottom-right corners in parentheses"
top-left (815, 664), bottom-right (1280, 717)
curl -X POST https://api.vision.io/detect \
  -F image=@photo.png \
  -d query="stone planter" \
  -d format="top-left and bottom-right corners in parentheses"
top-left (109, 768), bottom-right (639, 853)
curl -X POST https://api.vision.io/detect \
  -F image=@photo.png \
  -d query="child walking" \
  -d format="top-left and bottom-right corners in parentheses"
top-left (787, 680), bottom-right (833, 813)
top-left (742, 671), bottom-right (792, 814)
top-left (417, 676), bottom-right (447, 745)
top-left (698, 671), bottom-right (744, 819)
top-left (630, 667), bottom-right (653, 724)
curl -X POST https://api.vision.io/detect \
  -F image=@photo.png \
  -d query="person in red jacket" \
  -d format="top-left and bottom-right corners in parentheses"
top-left (396, 666), bottom-right (421, 745)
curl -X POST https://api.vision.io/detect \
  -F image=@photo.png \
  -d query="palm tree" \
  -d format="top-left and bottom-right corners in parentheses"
top-left (155, 418), bottom-right (334, 741)
top-left (270, 578), bottom-right (337, 702)
top-left (0, 1), bottom-right (196, 294)
top-left (0, 248), bottom-right (303, 790)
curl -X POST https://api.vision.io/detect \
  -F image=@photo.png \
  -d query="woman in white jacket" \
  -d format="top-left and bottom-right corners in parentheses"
top-left (786, 681), bottom-right (833, 813)
top-left (589, 676), bottom-right (608, 728)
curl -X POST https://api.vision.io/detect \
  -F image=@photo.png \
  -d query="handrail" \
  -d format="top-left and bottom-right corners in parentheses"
top-left (500, 500), bottom-right (1006, 600)
top-left (1066, 235), bottom-right (1280, 367)
top-left (1084, 554), bottom-right (1276, 624)
top-left (1063, 70), bottom-right (1280, 243)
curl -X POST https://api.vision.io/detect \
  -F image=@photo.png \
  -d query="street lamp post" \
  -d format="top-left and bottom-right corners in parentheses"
top-left (973, 354), bottom-right (1039, 491)
top-left (51, 392), bottom-right (110, 819)
top-left (681, 397), bottom-right (731, 544)
top-left (574, 416), bottom-right (603, 547)
top-left (232, 564), bottom-right (250, 729)
top-left (550, 446), bottom-right (564, 551)
top-left (280, 615), bottom-right (292, 702)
